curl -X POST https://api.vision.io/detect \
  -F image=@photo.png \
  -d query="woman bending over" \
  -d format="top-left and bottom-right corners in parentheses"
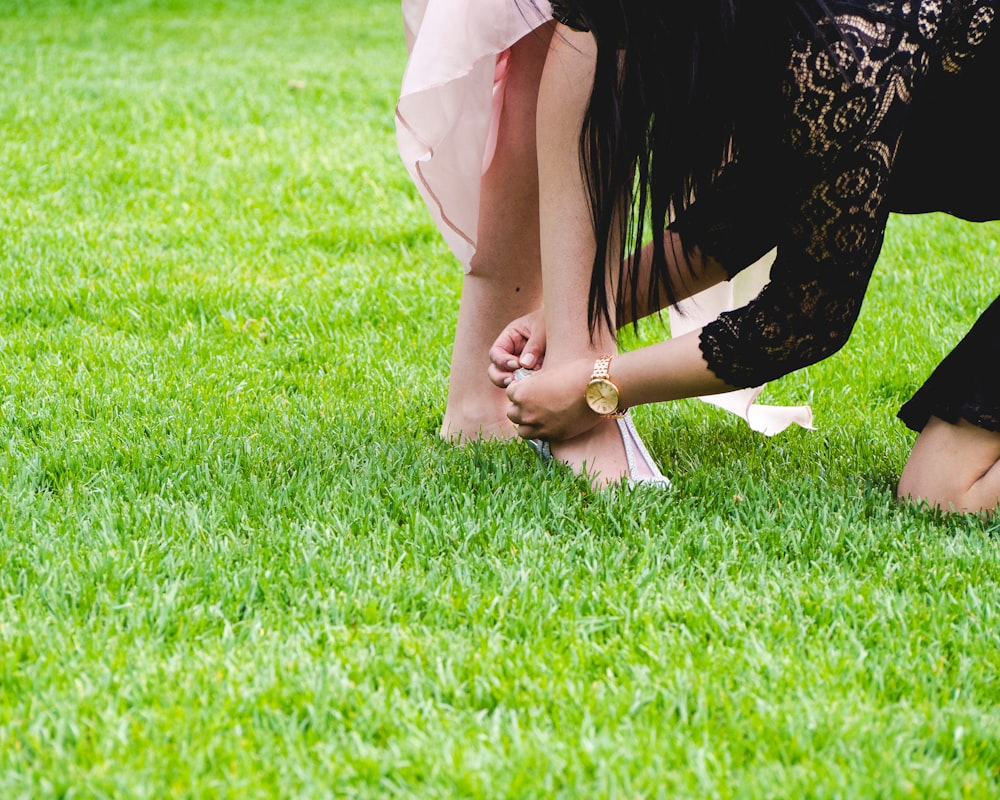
top-left (493, 0), bottom-right (1000, 514)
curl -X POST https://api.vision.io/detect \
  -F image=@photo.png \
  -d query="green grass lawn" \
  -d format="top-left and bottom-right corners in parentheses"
top-left (1, 1), bottom-right (998, 797)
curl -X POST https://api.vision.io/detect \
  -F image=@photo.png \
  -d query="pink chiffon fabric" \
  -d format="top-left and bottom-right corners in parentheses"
top-left (395, 0), bottom-right (813, 435)
top-left (396, 0), bottom-right (549, 268)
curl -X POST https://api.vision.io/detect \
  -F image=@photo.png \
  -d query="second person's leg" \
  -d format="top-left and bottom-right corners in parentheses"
top-left (441, 24), bottom-right (553, 442)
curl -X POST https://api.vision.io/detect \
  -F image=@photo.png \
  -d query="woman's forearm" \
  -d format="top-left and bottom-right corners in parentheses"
top-left (612, 328), bottom-right (736, 407)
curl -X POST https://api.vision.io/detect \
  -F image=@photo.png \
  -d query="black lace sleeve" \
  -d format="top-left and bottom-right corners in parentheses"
top-left (694, 8), bottom-right (933, 388)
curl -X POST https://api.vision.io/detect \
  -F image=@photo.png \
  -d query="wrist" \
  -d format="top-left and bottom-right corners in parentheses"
top-left (584, 355), bottom-right (628, 418)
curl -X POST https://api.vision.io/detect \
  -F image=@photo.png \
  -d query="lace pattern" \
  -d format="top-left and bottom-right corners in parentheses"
top-left (696, 0), bottom-right (997, 390)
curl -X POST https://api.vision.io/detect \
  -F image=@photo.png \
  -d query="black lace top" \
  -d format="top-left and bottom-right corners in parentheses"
top-left (556, 1), bottom-right (999, 392)
top-left (691, 0), bottom-right (1000, 391)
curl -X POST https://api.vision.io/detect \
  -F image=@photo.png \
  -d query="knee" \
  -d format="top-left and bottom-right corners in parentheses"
top-left (897, 459), bottom-right (997, 517)
top-left (898, 450), bottom-right (973, 512)
top-left (897, 479), bottom-right (963, 515)
top-left (897, 417), bottom-right (1000, 516)
top-left (896, 465), bottom-right (943, 510)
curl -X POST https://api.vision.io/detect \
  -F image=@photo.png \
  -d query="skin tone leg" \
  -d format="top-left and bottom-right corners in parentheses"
top-left (488, 26), bottom-right (736, 482)
top-left (527, 25), bottom-right (638, 485)
top-left (440, 24), bottom-right (553, 443)
top-left (897, 416), bottom-right (1000, 517)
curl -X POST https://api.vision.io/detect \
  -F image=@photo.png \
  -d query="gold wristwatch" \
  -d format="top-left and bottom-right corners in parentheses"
top-left (585, 355), bottom-right (628, 418)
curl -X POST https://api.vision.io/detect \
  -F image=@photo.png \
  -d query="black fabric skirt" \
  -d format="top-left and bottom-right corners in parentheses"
top-left (898, 295), bottom-right (1000, 433)
top-left (887, 20), bottom-right (1000, 223)
top-left (892, 21), bottom-right (1000, 433)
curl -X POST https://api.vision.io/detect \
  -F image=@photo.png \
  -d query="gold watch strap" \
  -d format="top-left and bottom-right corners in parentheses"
top-left (592, 355), bottom-right (613, 382)
top-left (591, 355), bottom-right (628, 417)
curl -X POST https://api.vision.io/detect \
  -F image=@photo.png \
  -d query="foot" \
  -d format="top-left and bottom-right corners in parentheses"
top-left (615, 414), bottom-right (671, 488)
top-left (440, 412), bottom-right (519, 444)
top-left (546, 419), bottom-right (627, 486)
top-left (548, 416), bottom-right (668, 489)
top-left (510, 368), bottom-right (668, 488)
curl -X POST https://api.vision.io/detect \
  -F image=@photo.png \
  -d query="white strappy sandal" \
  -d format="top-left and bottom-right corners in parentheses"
top-left (513, 369), bottom-right (670, 489)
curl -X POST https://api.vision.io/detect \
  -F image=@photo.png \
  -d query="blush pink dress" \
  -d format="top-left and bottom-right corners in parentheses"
top-left (395, 0), bottom-right (813, 435)
top-left (395, 0), bottom-right (550, 268)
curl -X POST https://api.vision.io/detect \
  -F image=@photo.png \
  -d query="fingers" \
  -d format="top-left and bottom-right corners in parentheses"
top-left (488, 351), bottom-right (520, 373)
top-left (488, 362), bottom-right (514, 388)
top-left (504, 357), bottom-right (603, 443)
top-left (505, 375), bottom-right (548, 440)
top-left (504, 386), bottom-right (539, 439)
top-left (488, 345), bottom-right (522, 387)
top-left (488, 313), bottom-right (548, 387)
top-left (518, 329), bottom-right (546, 371)
top-left (489, 329), bottom-right (525, 365)
top-left (488, 327), bottom-right (533, 388)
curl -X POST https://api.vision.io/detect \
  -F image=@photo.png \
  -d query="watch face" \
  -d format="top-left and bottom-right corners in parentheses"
top-left (586, 379), bottom-right (620, 415)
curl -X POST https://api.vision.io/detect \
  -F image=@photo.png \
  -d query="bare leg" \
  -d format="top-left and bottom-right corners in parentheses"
top-left (897, 416), bottom-right (1000, 517)
top-left (441, 25), bottom-right (553, 443)
top-left (529, 26), bottom-right (640, 486)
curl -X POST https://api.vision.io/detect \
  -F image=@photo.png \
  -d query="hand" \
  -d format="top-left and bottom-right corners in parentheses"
top-left (505, 357), bottom-right (601, 442)
top-left (488, 307), bottom-right (547, 388)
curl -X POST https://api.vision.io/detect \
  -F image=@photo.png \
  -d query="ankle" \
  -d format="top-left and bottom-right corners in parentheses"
top-left (440, 413), bottom-right (517, 444)
top-left (549, 420), bottom-right (629, 486)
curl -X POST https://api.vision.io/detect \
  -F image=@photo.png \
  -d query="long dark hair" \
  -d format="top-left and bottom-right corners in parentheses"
top-left (529, 1), bottom-right (840, 336)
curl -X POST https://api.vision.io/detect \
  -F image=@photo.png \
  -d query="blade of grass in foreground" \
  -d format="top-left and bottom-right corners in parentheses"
top-left (0, 1), bottom-right (998, 798)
